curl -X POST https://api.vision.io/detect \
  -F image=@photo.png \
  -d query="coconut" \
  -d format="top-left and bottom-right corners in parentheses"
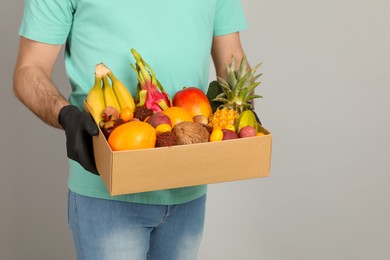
top-left (173, 121), bottom-right (210, 145)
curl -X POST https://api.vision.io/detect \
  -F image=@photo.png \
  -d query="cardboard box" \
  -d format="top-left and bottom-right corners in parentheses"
top-left (85, 103), bottom-right (272, 196)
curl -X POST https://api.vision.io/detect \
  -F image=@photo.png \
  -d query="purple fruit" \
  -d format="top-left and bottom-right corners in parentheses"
top-left (146, 112), bottom-right (172, 128)
top-left (239, 125), bottom-right (257, 138)
top-left (222, 129), bottom-right (239, 140)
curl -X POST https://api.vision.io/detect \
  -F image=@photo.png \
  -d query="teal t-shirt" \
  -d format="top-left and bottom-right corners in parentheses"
top-left (19, 0), bottom-right (247, 205)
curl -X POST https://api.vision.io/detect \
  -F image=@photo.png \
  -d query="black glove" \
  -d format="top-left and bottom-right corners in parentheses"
top-left (58, 105), bottom-right (99, 175)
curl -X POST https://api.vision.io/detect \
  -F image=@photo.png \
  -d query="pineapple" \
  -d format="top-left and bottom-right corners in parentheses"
top-left (208, 56), bottom-right (262, 129)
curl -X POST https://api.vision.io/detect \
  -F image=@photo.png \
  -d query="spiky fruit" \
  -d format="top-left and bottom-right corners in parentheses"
top-left (208, 107), bottom-right (239, 129)
top-left (208, 56), bottom-right (262, 129)
top-left (130, 49), bottom-right (171, 112)
top-left (156, 131), bottom-right (177, 147)
top-left (133, 106), bottom-right (154, 121)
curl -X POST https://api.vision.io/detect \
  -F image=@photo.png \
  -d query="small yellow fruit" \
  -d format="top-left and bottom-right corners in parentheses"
top-left (119, 107), bottom-right (134, 122)
top-left (155, 123), bottom-right (172, 133)
top-left (210, 126), bottom-right (223, 142)
top-left (256, 132), bottom-right (265, 136)
top-left (223, 124), bottom-right (236, 132)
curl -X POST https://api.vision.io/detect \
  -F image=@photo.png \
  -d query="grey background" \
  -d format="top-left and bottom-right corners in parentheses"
top-left (1, 1), bottom-right (389, 259)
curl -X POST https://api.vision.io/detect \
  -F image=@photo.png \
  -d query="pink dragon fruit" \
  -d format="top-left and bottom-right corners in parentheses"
top-left (130, 49), bottom-right (171, 112)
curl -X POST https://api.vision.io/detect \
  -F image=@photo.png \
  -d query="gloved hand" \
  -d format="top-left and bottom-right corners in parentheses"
top-left (58, 105), bottom-right (99, 175)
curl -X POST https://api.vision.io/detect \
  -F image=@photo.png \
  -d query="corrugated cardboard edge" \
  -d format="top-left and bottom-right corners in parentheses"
top-left (83, 101), bottom-right (113, 190)
top-left (92, 131), bottom-right (113, 192)
top-left (258, 124), bottom-right (273, 177)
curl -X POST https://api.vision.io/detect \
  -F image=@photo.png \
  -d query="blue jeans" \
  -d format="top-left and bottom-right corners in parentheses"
top-left (68, 190), bottom-right (206, 260)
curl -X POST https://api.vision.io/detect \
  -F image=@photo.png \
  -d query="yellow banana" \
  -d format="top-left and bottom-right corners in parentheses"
top-left (86, 76), bottom-right (105, 123)
top-left (235, 110), bottom-right (259, 132)
top-left (102, 75), bottom-right (121, 112)
top-left (108, 71), bottom-right (135, 111)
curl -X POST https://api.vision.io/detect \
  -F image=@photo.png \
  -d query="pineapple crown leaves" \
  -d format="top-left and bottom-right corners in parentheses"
top-left (213, 55), bottom-right (263, 113)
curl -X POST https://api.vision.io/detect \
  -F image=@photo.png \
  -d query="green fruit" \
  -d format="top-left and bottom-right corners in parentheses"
top-left (235, 110), bottom-right (258, 132)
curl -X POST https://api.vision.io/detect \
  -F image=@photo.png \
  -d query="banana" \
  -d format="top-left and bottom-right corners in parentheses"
top-left (86, 76), bottom-right (105, 123)
top-left (108, 71), bottom-right (136, 111)
top-left (235, 110), bottom-right (259, 132)
top-left (102, 75), bottom-right (121, 112)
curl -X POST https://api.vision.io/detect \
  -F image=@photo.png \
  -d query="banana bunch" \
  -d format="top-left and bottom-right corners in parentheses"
top-left (234, 110), bottom-right (259, 133)
top-left (86, 75), bottom-right (105, 123)
top-left (86, 63), bottom-right (136, 123)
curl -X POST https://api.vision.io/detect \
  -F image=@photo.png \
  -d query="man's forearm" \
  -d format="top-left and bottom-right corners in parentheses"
top-left (13, 65), bottom-right (69, 129)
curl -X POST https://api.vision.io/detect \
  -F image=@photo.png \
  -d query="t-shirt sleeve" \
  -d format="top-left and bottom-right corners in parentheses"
top-left (213, 0), bottom-right (247, 36)
top-left (18, 0), bottom-right (74, 44)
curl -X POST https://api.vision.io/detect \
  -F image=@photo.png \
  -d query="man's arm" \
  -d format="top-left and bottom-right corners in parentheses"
top-left (13, 37), bottom-right (99, 174)
top-left (211, 32), bottom-right (256, 109)
top-left (211, 32), bottom-right (246, 79)
top-left (13, 37), bottom-right (69, 129)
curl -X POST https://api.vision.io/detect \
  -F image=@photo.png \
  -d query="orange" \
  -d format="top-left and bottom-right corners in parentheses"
top-left (108, 121), bottom-right (156, 151)
top-left (162, 106), bottom-right (193, 127)
top-left (119, 107), bottom-right (134, 122)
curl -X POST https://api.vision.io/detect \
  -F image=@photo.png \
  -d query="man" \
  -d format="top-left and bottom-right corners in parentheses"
top-left (14, 0), bottom-right (248, 259)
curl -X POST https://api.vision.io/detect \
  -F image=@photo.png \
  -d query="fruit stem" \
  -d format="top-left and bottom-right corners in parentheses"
top-left (95, 63), bottom-right (111, 78)
top-left (93, 76), bottom-right (102, 88)
top-left (107, 72), bottom-right (117, 82)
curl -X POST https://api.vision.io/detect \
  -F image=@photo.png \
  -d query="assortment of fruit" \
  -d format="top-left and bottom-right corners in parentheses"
top-left (86, 49), bottom-right (267, 151)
